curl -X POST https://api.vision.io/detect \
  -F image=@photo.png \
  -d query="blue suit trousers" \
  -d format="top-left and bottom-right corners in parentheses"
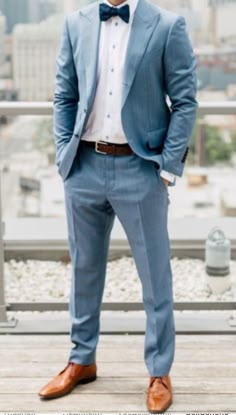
top-left (63, 140), bottom-right (175, 376)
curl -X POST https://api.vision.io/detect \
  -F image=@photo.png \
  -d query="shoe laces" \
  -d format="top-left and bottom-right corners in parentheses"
top-left (146, 376), bottom-right (169, 394)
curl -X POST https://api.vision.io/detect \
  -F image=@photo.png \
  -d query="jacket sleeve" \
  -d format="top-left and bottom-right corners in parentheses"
top-left (53, 14), bottom-right (80, 166)
top-left (161, 15), bottom-right (198, 177)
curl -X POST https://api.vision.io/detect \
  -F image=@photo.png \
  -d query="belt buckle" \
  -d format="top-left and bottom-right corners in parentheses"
top-left (95, 140), bottom-right (109, 154)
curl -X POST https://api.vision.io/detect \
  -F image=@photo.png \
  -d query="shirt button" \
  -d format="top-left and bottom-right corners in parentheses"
top-left (115, 21), bottom-right (118, 26)
top-left (109, 91), bottom-right (112, 95)
top-left (107, 114), bottom-right (110, 118)
top-left (111, 68), bottom-right (114, 72)
top-left (112, 44), bottom-right (116, 49)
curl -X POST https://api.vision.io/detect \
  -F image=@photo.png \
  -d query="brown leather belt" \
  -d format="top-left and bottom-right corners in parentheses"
top-left (80, 139), bottom-right (134, 156)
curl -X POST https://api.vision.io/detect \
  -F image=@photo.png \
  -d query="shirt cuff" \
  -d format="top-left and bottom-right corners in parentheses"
top-left (160, 169), bottom-right (176, 183)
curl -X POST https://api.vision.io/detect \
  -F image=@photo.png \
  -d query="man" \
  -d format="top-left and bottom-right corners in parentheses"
top-left (38, 0), bottom-right (198, 411)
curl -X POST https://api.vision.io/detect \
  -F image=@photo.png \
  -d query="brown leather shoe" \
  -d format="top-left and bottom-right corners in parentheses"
top-left (38, 361), bottom-right (97, 400)
top-left (146, 375), bottom-right (173, 413)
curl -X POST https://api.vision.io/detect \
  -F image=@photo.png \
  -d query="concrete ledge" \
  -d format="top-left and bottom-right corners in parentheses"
top-left (1, 311), bottom-right (236, 334)
top-left (2, 217), bottom-right (236, 260)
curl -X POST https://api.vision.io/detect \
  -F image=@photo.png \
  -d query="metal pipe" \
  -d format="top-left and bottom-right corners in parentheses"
top-left (0, 101), bottom-right (236, 116)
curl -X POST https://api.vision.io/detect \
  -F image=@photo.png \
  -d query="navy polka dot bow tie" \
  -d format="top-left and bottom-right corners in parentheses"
top-left (99, 3), bottom-right (130, 23)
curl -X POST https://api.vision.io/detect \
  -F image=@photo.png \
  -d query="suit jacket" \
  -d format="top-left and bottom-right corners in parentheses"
top-left (53, 0), bottom-right (198, 185)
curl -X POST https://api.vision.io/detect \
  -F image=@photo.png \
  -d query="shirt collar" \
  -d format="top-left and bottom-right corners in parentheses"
top-left (101, 0), bottom-right (139, 19)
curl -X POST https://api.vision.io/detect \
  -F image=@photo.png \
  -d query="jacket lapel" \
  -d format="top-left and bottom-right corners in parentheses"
top-left (79, 3), bottom-right (101, 109)
top-left (122, 0), bottom-right (161, 108)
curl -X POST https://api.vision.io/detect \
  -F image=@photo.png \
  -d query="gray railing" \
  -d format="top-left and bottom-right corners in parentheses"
top-left (1, 101), bottom-right (236, 330)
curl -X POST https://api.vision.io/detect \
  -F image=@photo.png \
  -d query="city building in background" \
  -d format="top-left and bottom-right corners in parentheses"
top-left (0, 0), bottom-right (62, 33)
top-left (0, 0), bottom-right (235, 102)
top-left (29, 0), bottom-right (63, 23)
top-left (0, 0), bottom-right (31, 34)
top-left (12, 14), bottom-right (62, 101)
top-left (0, 9), bottom-right (11, 100)
top-left (0, 10), bottom-right (6, 65)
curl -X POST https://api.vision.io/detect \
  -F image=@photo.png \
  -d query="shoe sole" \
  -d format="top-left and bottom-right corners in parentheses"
top-left (146, 398), bottom-right (172, 414)
top-left (39, 374), bottom-right (97, 400)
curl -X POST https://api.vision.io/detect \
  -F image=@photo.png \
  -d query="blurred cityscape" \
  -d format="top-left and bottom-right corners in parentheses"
top-left (1, 0), bottom-right (236, 220)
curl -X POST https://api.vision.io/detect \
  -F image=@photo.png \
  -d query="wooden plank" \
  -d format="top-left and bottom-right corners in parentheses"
top-left (0, 333), bottom-right (235, 411)
top-left (0, 347), bottom-right (235, 363)
top-left (0, 393), bottom-right (236, 411)
top-left (0, 377), bottom-right (236, 394)
top-left (0, 334), bottom-right (236, 348)
top-left (1, 362), bottom-right (236, 378)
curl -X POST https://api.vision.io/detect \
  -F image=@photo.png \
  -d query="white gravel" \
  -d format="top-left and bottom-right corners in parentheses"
top-left (4, 256), bottom-right (236, 303)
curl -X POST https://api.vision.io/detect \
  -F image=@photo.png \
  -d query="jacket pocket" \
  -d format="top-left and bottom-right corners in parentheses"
top-left (146, 126), bottom-right (167, 152)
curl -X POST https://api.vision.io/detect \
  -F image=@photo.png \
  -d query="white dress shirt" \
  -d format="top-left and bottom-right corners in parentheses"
top-left (81, 0), bottom-right (175, 183)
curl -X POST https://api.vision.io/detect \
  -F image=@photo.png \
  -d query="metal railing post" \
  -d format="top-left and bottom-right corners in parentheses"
top-left (0, 130), bottom-right (17, 327)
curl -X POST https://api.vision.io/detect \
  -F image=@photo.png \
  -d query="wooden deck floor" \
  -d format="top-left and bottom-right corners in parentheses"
top-left (0, 334), bottom-right (236, 412)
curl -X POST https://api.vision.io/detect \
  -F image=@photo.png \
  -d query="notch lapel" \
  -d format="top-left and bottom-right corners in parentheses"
top-left (79, 3), bottom-right (101, 109)
top-left (122, 0), bottom-right (160, 108)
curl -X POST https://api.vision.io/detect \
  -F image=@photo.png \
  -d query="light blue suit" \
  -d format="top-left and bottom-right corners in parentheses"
top-left (53, 0), bottom-right (198, 376)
